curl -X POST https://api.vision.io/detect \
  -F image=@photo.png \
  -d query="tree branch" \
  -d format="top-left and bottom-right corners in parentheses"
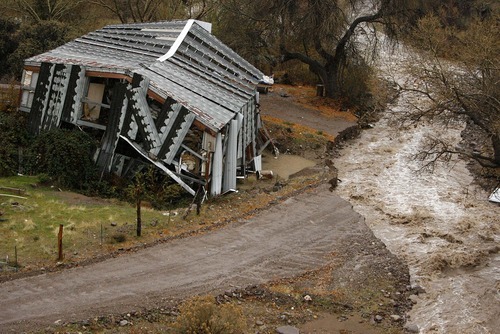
top-left (415, 136), bottom-right (499, 172)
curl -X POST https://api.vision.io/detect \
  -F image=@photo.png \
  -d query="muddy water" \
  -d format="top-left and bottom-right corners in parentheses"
top-left (262, 154), bottom-right (316, 180)
top-left (335, 38), bottom-right (500, 333)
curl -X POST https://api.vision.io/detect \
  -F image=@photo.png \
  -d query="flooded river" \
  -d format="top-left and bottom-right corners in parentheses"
top-left (335, 38), bottom-right (500, 333)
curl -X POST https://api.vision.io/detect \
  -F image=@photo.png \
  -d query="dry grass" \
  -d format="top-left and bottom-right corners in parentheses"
top-left (271, 84), bottom-right (358, 122)
top-left (0, 176), bottom-right (181, 269)
top-left (0, 169), bottom-right (325, 274)
top-left (262, 115), bottom-right (335, 142)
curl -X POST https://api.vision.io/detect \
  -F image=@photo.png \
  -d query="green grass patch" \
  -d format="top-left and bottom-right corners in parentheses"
top-left (0, 175), bottom-right (180, 270)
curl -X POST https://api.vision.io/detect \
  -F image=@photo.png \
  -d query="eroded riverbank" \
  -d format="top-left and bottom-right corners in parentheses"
top-left (334, 38), bottom-right (500, 333)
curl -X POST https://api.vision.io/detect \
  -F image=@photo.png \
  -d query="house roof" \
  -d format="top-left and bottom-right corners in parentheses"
top-left (25, 20), bottom-right (264, 131)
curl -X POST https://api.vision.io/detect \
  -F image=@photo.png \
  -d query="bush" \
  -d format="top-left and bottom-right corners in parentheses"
top-left (173, 295), bottom-right (247, 334)
top-left (126, 167), bottom-right (189, 210)
top-left (25, 129), bottom-right (98, 189)
top-left (111, 233), bottom-right (127, 243)
top-left (0, 111), bottom-right (28, 176)
top-left (339, 58), bottom-right (374, 109)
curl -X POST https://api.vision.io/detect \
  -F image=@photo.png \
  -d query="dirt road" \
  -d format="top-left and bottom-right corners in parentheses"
top-left (1, 186), bottom-right (370, 331)
top-left (260, 88), bottom-right (355, 138)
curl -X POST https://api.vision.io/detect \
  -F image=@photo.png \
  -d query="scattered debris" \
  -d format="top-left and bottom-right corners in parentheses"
top-left (488, 185), bottom-right (500, 203)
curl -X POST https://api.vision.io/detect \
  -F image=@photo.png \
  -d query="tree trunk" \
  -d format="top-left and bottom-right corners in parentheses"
top-left (136, 199), bottom-right (141, 237)
top-left (308, 61), bottom-right (341, 99)
top-left (323, 60), bottom-right (342, 98)
top-left (492, 134), bottom-right (500, 166)
top-left (323, 72), bottom-right (339, 98)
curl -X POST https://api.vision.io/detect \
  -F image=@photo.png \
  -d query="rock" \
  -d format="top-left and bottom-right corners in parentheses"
top-left (256, 320), bottom-right (264, 326)
top-left (404, 324), bottom-right (419, 333)
top-left (390, 315), bottom-right (401, 321)
top-left (111, 222), bottom-right (117, 226)
top-left (408, 294), bottom-right (419, 304)
top-left (413, 285), bottom-right (426, 294)
top-left (119, 320), bottom-right (128, 326)
top-left (276, 325), bottom-right (299, 334)
top-left (375, 315), bottom-right (383, 322)
top-left (303, 294), bottom-right (312, 302)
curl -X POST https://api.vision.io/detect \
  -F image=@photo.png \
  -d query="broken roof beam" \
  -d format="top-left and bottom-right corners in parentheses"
top-left (120, 135), bottom-right (195, 196)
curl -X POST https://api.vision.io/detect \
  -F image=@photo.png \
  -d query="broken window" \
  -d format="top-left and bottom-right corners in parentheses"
top-left (81, 77), bottom-right (120, 126)
top-left (19, 69), bottom-right (39, 111)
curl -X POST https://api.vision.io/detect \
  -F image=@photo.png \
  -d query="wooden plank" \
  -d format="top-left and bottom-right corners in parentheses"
top-left (130, 87), bottom-right (161, 151)
top-left (28, 62), bottom-right (55, 134)
top-left (61, 65), bottom-right (82, 123)
top-left (96, 83), bottom-right (128, 174)
top-left (23, 65), bottom-right (40, 73)
top-left (42, 64), bottom-right (71, 131)
top-left (163, 113), bottom-right (195, 164)
top-left (156, 106), bottom-right (189, 161)
top-left (85, 71), bottom-right (129, 80)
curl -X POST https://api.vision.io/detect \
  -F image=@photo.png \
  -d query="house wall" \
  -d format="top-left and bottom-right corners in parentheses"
top-left (21, 63), bottom-right (266, 198)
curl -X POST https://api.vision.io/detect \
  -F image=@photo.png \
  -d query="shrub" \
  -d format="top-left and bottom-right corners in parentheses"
top-left (111, 233), bottom-right (127, 243)
top-left (127, 167), bottom-right (189, 210)
top-left (339, 59), bottom-right (374, 109)
top-left (0, 111), bottom-right (28, 176)
top-left (24, 128), bottom-right (98, 189)
top-left (173, 295), bottom-right (247, 334)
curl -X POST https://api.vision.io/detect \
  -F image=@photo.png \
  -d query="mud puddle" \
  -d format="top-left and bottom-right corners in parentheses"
top-left (262, 154), bottom-right (316, 180)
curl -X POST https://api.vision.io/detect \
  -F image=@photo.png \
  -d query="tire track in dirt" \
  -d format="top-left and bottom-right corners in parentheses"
top-left (1, 186), bottom-right (367, 331)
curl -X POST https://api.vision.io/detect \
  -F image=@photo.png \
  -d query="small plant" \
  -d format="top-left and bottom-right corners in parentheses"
top-left (37, 173), bottom-right (51, 185)
top-left (173, 295), bottom-right (246, 334)
top-left (111, 233), bottom-right (126, 243)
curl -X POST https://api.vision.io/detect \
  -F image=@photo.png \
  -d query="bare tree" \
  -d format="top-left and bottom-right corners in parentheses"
top-left (217, 0), bottom-right (415, 99)
top-left (4, 0), bottom-right (85, 22)
top-left (401, 14), bottom-right (499, 170)
top-left (89, 0), bottom-right (216, 23)
top-left (182, 0), bottom-right (216, 20)
top-left (89, 0), bottom-right (165, 23)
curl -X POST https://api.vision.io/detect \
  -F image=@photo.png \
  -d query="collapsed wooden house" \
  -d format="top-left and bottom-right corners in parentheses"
top-left (19, 20), bottom-right (271, 196)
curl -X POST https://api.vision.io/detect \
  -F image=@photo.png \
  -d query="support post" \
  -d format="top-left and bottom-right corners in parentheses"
top-left (15, 245), bottom-right (18, 271)
top-left (57, 224), bottom-right (64, 261)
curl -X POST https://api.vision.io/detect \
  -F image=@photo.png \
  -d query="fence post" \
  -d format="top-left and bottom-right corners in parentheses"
top-left (15, 245), bottom-right (18, 271)
top-left (58, 224), bottom-right (64, 261)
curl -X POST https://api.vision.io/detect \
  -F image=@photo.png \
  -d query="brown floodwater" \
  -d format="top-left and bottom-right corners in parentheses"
top-left (262, 154), bottom-right (316, 180)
